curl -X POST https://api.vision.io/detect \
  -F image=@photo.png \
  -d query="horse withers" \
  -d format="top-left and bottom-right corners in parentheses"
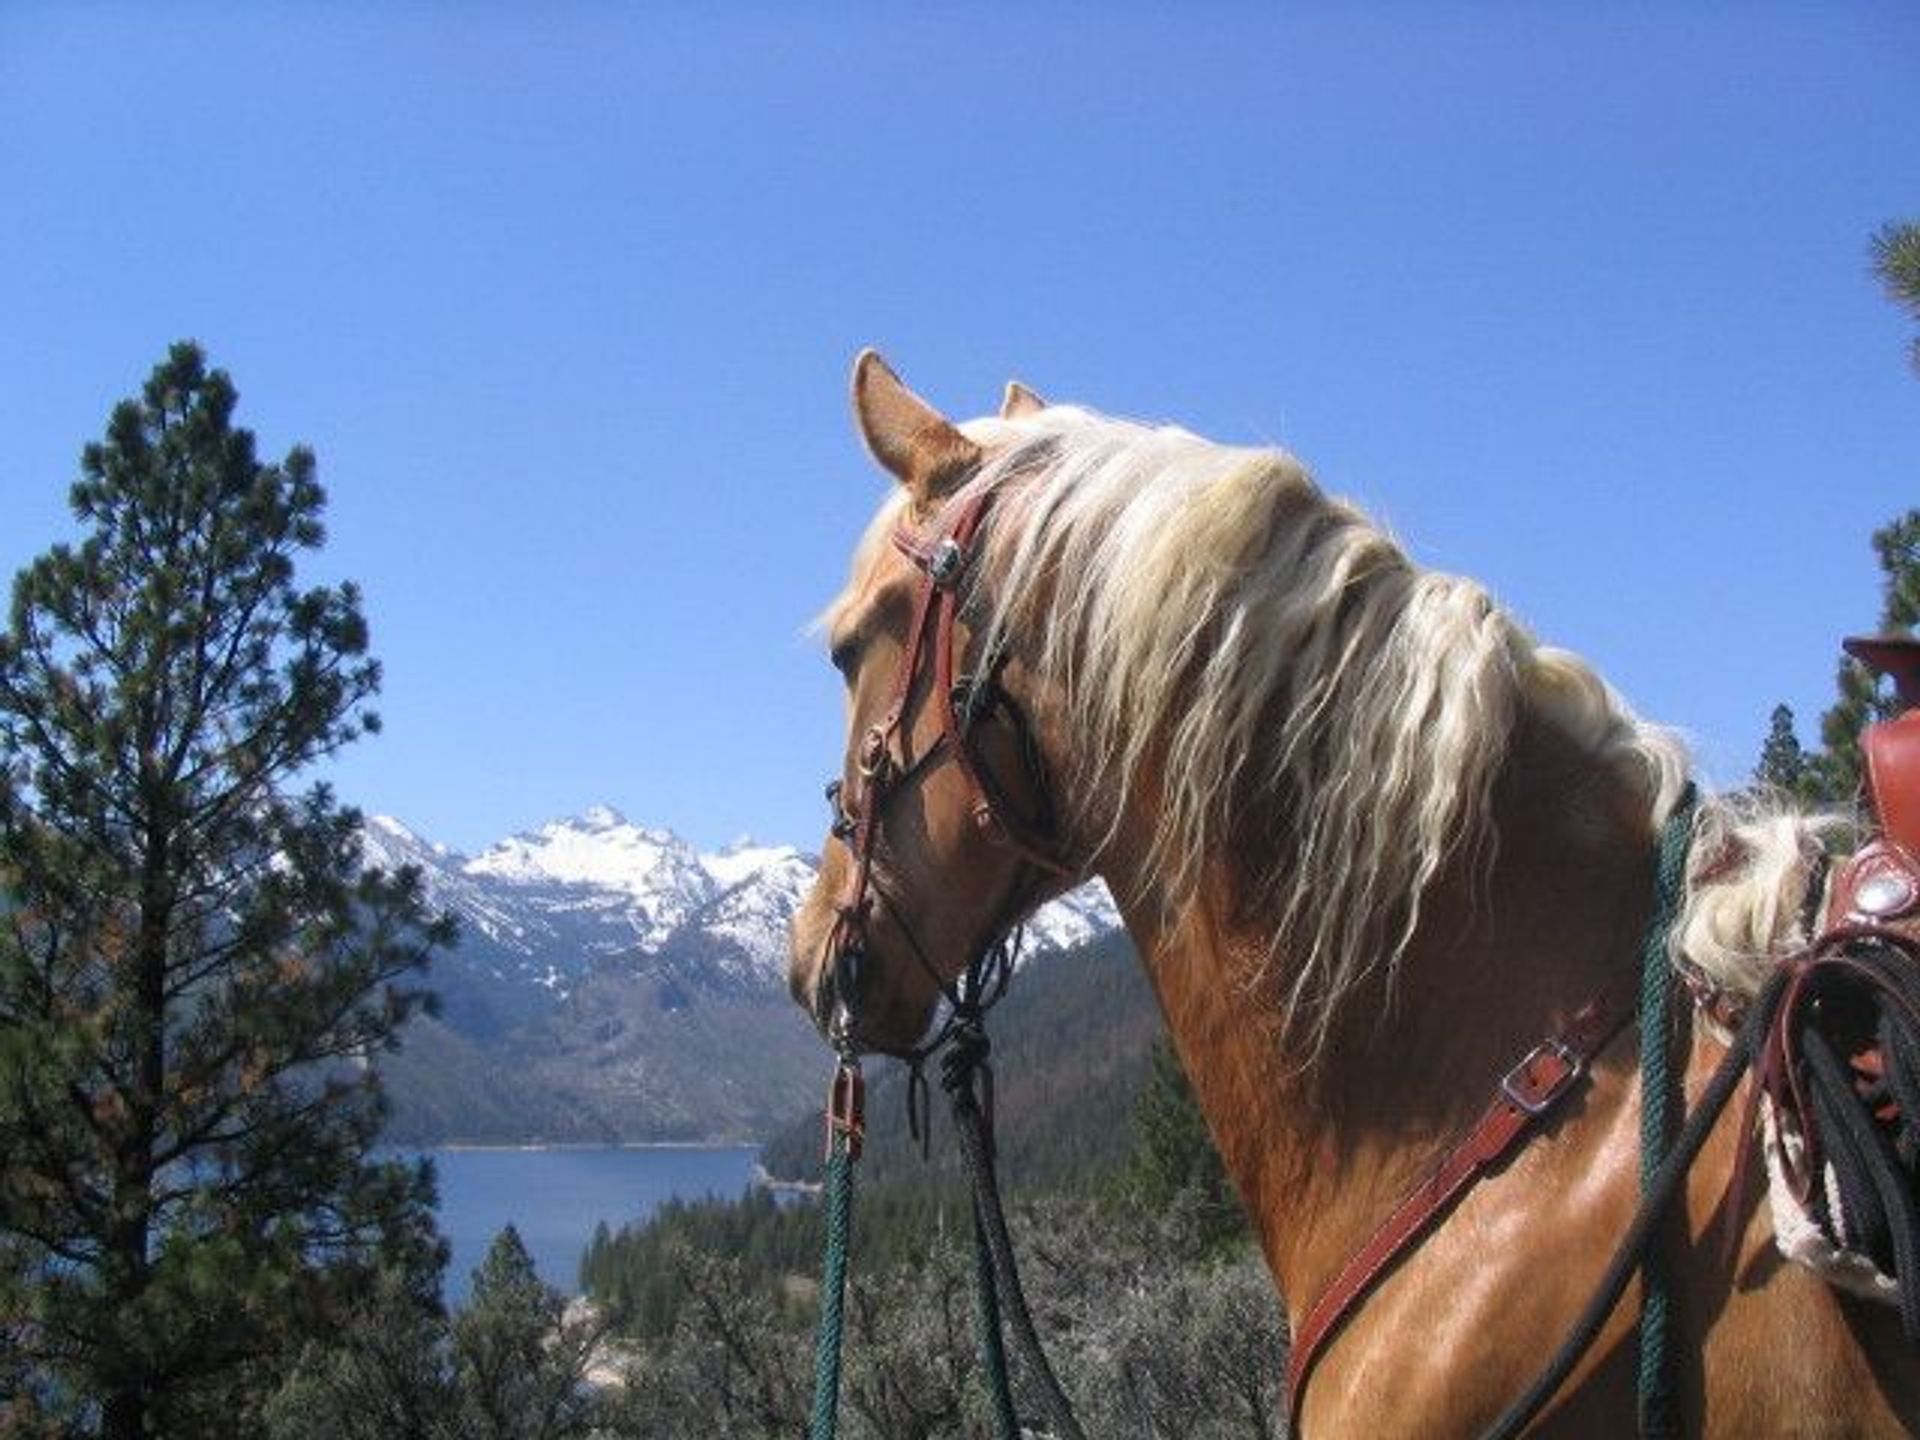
top-left (788, 350), bottom-right (1920, 1437)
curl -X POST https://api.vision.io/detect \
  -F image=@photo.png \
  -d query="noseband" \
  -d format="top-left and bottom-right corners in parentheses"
top-left (821, 482), bottom-right (1073, 1053)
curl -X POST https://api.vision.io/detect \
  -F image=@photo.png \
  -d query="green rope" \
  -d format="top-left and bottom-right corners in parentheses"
top-left (809, 1143), bottom-right (856, 1440)
top-left (1636, 783), bottom-right (1696, 1440)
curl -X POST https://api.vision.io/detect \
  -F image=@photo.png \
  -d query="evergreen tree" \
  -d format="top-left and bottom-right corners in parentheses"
top-left (1757, 231), bottom-right (1920, 805)
top-left (1797, 511), bottom-right (1920, 804)
top-left (1755, 702), bottom-right (1809, 796)
top-left (1872, 219), bottom-right (1920, 374)
top-left (1125, 1039), bottom-right (1246, 1255)
top-left (263, 1269), bottom-right (456, 1440)
top-left (449, 1226), bottom-right (603, 1440)
top-left (0, 343), bottom-right (453, 1437)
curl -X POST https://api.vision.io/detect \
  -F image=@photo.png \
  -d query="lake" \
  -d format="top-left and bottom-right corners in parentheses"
top-left (421, 1145), bottom-right (762, 1304)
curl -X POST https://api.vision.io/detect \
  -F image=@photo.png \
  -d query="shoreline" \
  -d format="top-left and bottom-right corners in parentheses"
top-left (420, 1139), bottom-right (764, 1154)
top-left (751, 1161), bottom-right (821, 1196)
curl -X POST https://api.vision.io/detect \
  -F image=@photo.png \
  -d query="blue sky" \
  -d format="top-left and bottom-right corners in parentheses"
top-left (2, 4), bottom-right (1916, 855)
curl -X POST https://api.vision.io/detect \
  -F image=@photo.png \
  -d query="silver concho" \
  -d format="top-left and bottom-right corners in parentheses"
top-left (1856, 870), bottom-right (1917, 918)
top-left (927, 538), bottom-right (964, 586)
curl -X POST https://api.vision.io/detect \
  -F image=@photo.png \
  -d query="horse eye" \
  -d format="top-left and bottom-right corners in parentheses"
top-left (829, 637), bottom-right (859, 675)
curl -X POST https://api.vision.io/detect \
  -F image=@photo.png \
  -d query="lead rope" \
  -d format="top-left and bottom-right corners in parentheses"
top-left (969, 1199), bottom-right (1022, 1440)
top-left (809, 1056), bottom-right (863, 1440)
top-left (945, 1013), bottom-right (1022, 1440)
top-left (1636, 784), bottom-right (1696, 1439)
top-left (1478, 792), bottom-right (1700, 1440)
top-left (944, 1012), bottom-right (1088, 1440)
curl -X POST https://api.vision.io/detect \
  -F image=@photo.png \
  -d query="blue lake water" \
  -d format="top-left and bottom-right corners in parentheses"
top-left (418, 1145), bottom-right (761, 1304)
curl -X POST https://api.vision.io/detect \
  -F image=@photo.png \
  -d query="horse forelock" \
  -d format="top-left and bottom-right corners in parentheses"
top-left (827, 404), bottom-right (1836, 1063)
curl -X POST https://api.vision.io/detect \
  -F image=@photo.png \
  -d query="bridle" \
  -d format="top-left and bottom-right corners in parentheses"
top-left (807, 476), bottom-right (1093, 1440)
top-left (818, 478), bottom-right (1075, 1057)
top-left (802, 474), bottom-right (1100, 1440)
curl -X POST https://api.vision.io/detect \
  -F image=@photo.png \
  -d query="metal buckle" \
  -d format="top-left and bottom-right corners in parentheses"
top-left (857, 725), bottom-right (894, 782)
top-left (1500, 1038), bottom-right (1582, 1116)
top-left (824, 1059), bottom-right (866, 1162)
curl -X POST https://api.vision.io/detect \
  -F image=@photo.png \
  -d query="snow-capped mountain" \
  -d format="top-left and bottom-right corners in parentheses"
top-left (465, 806), bottom-right (716, 948)
top-left (361, 807), bottom-right (1124, 1144)
top-left (364, 807), bottom-right (1119, 1006)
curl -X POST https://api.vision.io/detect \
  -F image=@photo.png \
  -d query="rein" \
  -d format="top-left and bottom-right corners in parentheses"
top-left (808, 480), bottom-right (1087, 1440)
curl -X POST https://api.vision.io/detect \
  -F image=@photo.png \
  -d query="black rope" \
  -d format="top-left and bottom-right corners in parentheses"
top-left (968, 1201), bottom-right (1021, 1439)
top-left (1478, 965), bottom-right (1790, 1440)
top-left (1778, 938), bottom-right (1920, 1345)
top-left (942, 1010), bottom-right (1089, 1440)
top-left (1486, 927), bottom-right (1920, 1438)
top-left (1803, 1029), bottom-right (1920, 1340)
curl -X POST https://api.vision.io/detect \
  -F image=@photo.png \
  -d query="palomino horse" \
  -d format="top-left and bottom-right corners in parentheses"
top-left (788, 351), bottom-right (1920, 1436)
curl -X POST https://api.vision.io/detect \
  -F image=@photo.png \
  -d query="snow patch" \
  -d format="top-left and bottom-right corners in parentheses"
top-left (700, 839), bottom-right (804, 890)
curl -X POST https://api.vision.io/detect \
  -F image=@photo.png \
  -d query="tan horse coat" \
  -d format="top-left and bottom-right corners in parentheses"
top-left (790, 351), bottom-right (1920, 1437)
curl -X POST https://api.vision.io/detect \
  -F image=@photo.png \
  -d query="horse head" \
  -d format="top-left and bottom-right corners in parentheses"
top-left (788, 351), bottom-right (1072, 1055)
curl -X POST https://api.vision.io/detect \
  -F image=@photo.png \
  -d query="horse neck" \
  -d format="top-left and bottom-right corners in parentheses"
top-left (1099, 710), bottom-right (1659, 1316)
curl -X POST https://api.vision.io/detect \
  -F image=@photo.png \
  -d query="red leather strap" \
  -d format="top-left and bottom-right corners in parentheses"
top-left (829, 557), bottom-right (946, 960)
top-left (1863, 715), bottom-right (1920, 856)
top-left (899, 489), bottom-right (1074, 878)
top-left (830, 483), bottom-right (1072, 971)
top-left (1284, 996), bottom-right (1630, 1428)
top-left (1843, 635), bottom-right (1920, 852)
top-left (1843, 635), bottom-right (1920, 709)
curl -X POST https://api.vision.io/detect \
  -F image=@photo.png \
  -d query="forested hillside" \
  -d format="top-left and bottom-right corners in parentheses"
top-left (269, 924), bottom-right (1287, 1437)
top-left (760, 930), bottom-right (1163, 1190)
top-left (566, 932), bottom-right (1286, 1437)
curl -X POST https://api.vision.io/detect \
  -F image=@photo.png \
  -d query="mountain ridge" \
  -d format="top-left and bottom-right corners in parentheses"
top-left (364, 806), bottom-right (1122, 1144)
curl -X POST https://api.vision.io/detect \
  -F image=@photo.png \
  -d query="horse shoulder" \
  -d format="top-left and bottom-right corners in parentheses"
top-left (1295, 1045), bottom-right (1920, 1437)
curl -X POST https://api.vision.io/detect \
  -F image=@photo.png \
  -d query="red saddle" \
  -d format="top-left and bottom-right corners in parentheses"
top-left (1843, 636), bottom-right (1920, 859)
top-left (1750, 636), bottom-right (1920, 1293)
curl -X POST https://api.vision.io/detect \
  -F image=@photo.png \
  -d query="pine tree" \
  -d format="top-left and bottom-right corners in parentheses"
top-left (450, 1226), bottom-right (604, 1440)
top-left (1755, 703), bottom-right (1809, 796)
top-left (1757, 228), bottom-right (1920, 805)
top-left (263, 1269), bottom-right (456, 1440)
top-left (1125, 1038), bottom-right (1246, 1255)
top-left (1797, 512), bottom-right (1920, 804)
top-left (0, 343), bottom-right (453, 1437)
top-left (1872, 219), bottom-right (1920, 374)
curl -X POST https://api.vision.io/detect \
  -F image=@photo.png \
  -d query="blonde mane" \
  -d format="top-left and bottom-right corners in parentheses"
top-left (835, 406), bottom-right (1837, 1057)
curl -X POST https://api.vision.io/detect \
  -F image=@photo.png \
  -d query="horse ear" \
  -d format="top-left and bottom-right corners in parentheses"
top-left (851, 349), bottom-right (981, 504)
top-left (1000, 380), bottom-right (1047, 419)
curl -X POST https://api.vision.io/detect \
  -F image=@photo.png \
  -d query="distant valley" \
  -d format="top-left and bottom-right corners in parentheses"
top-left (363, 807), bottom-right (1121, 1145)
